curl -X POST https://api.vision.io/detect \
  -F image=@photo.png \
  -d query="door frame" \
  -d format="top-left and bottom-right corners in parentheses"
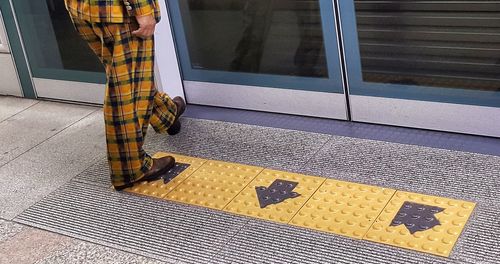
top-left (1, 0), bottom-right (36, 98)
top-left (0, 9), bottom-right (23, 97)
top-left (6, 0), bottom-right (106, 104)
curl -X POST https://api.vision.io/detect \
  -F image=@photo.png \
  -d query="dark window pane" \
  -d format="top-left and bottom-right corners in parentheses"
top-left (180, 0), bottom-right (328, 78)
top-left (12, 0), bottom-right (104, 81)
top-left (355, 0), bottom-right (500, 91)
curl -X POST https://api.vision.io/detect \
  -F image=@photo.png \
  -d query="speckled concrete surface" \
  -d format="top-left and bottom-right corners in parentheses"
top-left (144, 118), bottom-right (331, 169)
top-left (295, 136), bottom-right (500, 205)
top-left (35, 241), bottom-right (168, 264)
top-left (0, 101), bottom-right (96, 167)
top-left (0, 219), bottom-right (25, 243)
top-left (0, 226), bottom-right (74, 264)
top-left (0, 110), bottom-right (105, 220)
top-left (75, 118), bottom-right (331, 187)
top-left (0, 96), bottom-right (38, 123)
top-left (184, 105), bottom-right (500, 157)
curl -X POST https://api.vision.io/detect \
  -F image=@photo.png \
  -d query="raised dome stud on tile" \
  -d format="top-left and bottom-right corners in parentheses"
top-left (224, 169), bottom-right (324, 224)
top-left (363, 191), bottom-right (476, 257)
top-left (166, 159), bottom-right (263, 210)
top-left (290, 179), bottom-right (396, 239)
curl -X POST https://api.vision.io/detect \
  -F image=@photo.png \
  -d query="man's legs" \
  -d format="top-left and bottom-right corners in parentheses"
top-left (71, 17), bottom-right (178, 187)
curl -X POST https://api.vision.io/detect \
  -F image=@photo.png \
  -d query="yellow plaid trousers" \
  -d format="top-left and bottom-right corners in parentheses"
top-left (70, 17), bottom-right (177, 187)
top-left (65, 0), bottom-right (161, 23)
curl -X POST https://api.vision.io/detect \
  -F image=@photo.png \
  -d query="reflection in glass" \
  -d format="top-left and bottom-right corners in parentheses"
top-left (355, 0), bottom-right (500, 91)
top-left (179, 0), bottom-right (328, 78)
top-left (12, 0), bottom-right (104, 82)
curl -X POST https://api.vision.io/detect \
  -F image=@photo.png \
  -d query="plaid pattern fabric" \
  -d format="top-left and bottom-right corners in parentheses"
top-left (70, 16), bottom-right (177, 187)
top-left (64, 0), bottom-right (161, 23)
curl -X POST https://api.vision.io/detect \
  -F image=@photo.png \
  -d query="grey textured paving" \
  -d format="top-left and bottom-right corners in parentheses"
top-left (0, 110), bottom-right (106, 219)
top-left (74, 159), bottom-right (111, 187)
top-left (77, 118), bottom-right (330, 187)
top-left (35, 240), bottom-right (167, 264)
top-left (0, 101), bottom-right (96, 167)
top-left (144, 118), bottom-right (331, 169)
top-left (295, 136), bottom-right (500, 205)
top-left (0, 96), bottom-right (38, 123)
top-left (0, 218), bottom-right (166, 264)
top-left (214, 220), bottom-right (455, 264)
top-left (185, 105), bottom-right (500, 157)
top-left (452, 203), bottom-right (500, 264)
top-left (15, 181), bottom-right (249, 264)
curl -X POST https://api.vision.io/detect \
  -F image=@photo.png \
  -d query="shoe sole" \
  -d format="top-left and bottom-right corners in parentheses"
top-left (114, 157), bottom-right (176, 191)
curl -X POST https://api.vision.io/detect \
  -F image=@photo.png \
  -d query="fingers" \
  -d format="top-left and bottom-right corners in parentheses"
top-left (133, 14), bottom-right (156, 38)
top-left (132, 24), bottom-right (155, 38)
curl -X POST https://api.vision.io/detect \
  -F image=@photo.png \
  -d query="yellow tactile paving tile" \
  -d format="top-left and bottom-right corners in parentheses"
top-left (166, 160), bottom-right (263, 210)
top-left (125, 152), bottom-right (207, 198)
top-left (119, 153), bottom-right (476, 258)
top-left (224, 169), bottom-right (325, 224)
top-left (290, 179), bottom-right (396, 239)
top-left (364, 191), bottom-right (476, 257)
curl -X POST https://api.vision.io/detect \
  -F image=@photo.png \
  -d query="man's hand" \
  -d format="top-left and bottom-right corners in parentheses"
top-left (132, 14), bottom-right (156, 38)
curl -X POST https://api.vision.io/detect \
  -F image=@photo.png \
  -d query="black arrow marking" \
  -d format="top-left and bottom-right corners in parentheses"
top-left (255, 179), bottom-right (301, 208)
top-left (390, 201), bottom-right (445, 234)
top-left (162, 163), bottom-right (190, 184)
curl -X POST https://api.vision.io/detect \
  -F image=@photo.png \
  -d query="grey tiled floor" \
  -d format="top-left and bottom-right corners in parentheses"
top-left (1, 96), bottom-right (499, 263)
top-left (0, 104), bottom-right (105, 220)
top-left (0, 97), bottom-right (37, 123)
top-left (0, 96), bottom-right (165, 263)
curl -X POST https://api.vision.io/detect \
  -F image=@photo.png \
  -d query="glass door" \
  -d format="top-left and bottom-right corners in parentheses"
top-left (339, 1), bottom-right (500, 137)
top-left (168, 0), bottom-right (347, 119)
top-left (9, 0), bottom-right (105, 103)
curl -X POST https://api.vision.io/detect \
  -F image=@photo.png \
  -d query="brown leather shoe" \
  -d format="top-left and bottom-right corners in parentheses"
top-left (173, 96), bottom-right (186, 117)
top-left (167, 97), bottom-right (186, 135)
top-left (142, 156), bottom-right (176, 181)
top-left (114, 156), bottom-right (175, 191)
